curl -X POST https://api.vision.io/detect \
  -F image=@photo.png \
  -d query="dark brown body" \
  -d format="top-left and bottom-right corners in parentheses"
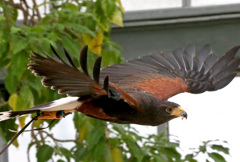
top-left (77, 92), bottom-right (177, 126)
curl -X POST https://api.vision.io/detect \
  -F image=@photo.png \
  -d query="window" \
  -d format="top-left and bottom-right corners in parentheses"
top-left (121, 0), bottom-right (182, 11)
top-left (192, 0), bottom-right (240, 7)
top-left (121, 0), bottom-right (240, 11)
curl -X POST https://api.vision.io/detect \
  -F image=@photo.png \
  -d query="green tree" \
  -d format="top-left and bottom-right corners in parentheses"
top-left (0, 1), bottom-right (230, 161)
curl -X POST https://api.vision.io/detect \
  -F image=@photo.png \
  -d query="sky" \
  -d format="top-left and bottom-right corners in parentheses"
top-left (169, 78), bottom-right (240, 161)
top-left (5, 0), bottom-right (240, 161)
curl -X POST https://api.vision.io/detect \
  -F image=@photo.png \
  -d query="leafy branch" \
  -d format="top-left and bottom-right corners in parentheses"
top-left (3, 0), bottom-right (42, 25)
top-left (41, 130), bottom-right (86, 145)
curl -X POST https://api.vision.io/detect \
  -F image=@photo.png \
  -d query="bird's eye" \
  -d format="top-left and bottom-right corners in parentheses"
top-left (166, 108), bottom-right (172, 113)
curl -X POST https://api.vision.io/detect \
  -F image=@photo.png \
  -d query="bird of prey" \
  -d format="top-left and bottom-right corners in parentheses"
top-left (0, 44), bottom-right (240, 155)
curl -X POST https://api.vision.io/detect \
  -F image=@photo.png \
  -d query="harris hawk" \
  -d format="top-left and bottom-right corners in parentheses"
top-left (0, 44), bottom-right (240, 154)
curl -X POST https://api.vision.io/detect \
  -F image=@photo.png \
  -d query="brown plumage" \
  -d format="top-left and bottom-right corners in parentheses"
top-left (1, 44), bottom-right (240, 155)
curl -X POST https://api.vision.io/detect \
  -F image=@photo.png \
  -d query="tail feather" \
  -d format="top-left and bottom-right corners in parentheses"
top-left (0, 110), bottom-right (37, 122)
top-left (0, 97), bottom-right (81, 122)
top-left (0, 111), bottom-right (12, 121)
top-left (29, 97), bottom-right (80, 111)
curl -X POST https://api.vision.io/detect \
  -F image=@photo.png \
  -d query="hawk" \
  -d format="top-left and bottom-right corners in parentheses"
top-left (0, 44), bottom-right (239, 154)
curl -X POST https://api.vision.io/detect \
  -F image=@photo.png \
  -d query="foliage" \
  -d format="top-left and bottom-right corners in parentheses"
top-left (0, 0), bottom-right (231, 162)
top-left (183, 140), bottom-right (230, 162)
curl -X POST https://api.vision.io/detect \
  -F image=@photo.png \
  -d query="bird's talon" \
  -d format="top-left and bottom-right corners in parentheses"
top-left (56, 110), bottom-right (71, 118)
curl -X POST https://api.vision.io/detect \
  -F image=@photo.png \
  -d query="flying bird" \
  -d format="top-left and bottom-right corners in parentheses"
top-left (0, 44), bottom-right (240, 155)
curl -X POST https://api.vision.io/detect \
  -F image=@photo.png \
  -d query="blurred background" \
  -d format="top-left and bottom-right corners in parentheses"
top-left (1, 0), bottom-right (240, 161)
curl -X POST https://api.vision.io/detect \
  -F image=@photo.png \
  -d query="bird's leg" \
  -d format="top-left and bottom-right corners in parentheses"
top-left (56, 110), bottom-right (72, 118)
top-left (37, 110), bottom-right (74, 120)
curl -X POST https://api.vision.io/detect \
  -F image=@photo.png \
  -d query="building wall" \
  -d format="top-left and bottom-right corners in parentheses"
top-left (111, 4), bottom-right (240, 59)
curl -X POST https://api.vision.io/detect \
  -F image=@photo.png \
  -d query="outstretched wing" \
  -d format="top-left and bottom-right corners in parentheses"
top-left (28, 46), bottom-right (106, 96)
top-left (28, 45), bottom-right (138, 107)
top-left (101, 45), bottom-right (240, 100)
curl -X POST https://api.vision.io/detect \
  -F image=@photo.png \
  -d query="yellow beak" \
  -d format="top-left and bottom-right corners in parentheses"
top-left (171, 107), bottom-right (187, 119)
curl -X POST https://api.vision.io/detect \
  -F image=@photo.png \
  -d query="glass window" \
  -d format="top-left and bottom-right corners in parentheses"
top-left (122, 0), bottom-right (240, 11)
top-left (192, 0), bottom-right (240, 7)
top-left (121, 0), bottom-right (182, 11)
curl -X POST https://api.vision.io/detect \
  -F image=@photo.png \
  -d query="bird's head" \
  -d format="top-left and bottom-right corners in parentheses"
top-left (149, 100), bottom-right (188, 125)
top-left (165, 105), bottom-right (187, 119)
top-left (160, 101), bottom-right (187, 121)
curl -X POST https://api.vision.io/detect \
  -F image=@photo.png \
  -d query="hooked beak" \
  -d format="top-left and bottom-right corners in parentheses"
top-left (171, 107), bottom-right (187, 119)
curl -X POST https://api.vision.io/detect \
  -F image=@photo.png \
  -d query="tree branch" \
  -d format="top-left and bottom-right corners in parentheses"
top-left (32, 0), bottom-right (41, 21)
top-left (65, 25), bottom-right (82, 40)
top-left (31, 125), bottom-right (41, 147)
top-left (42, 130), bottom-right (86, 145)
top-left (4, 0), bottom-right (29, 25)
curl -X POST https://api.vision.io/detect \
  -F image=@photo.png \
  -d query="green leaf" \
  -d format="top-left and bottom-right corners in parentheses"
top-left (58, 147), bottom-right (74, 162)
top-left (86, 124), bottom-right (105, 149)
top-left (0, 101), bottom-right (18, 143)
top-left (184, 154), bottom-right (197, 162)
top-left (0, 40), bottom-right (8, 57)
top-left (104, 145), bottom-right (112, 162)
top-left (124, 135), bottom-right (144, 161)
top-left (116, 0), bottom-right (124, 11)
top-left (82, 14), bottom-right (97, 32)
top-left (208, 152), bottom-right (226, 162)
top-left (36, 145), bottom-right (54, 162)
top-left (185, 154), bottom-right (194, 160)
top-left (10, 26), bottom-right (22, 34)
top-left (152, 154), bottom-right (166, 162)
top-left (157, 147), bottom-right (181, 161)
top-left (61, 36), bottom-right (80, 57)
top-left (102, 45), bottom-right (122, 66)
top-left (94, 0), bottom-right (110, 31)
top-left (4, 73), bottom-right (19, 94)
top-left (8, 51), bottom-right (29, 80)
top-left (83, 31), bottom-right (104, 55)
top-left (112, 147), bottom-right (123, 162)
top-left (8, 93), bottom-right (18, 111)
top-left (0, 57), bottom-right (10, 70)
top-left (103, 0), bottom-right (116, 19)
top-left (62, 2), bottom-right (79, 12)
top-left (91, 140), bottom-right (112, 162)
top-left (74, 146), bottom-right (89, 161)
top-left (16, 85), bottom-right (34, 111)
top-left (4, 51), bottom-right (28, 93)
top-left (67, 23), bottom-right (96, 37)
top-left (57, 160), bottom-right (65, 162)
top-left (199, 145), bottom-right (207, 153)
top-left (111, 8), bottom-right (123, 27)
top-left (53, 23), bottom-right (65, 31)
top-left (211, 144), bottom-right (229, 154)
top-left (28, 77), bottom-right (42, 96)
top-left (11, 35), bottom-right (28, 54)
